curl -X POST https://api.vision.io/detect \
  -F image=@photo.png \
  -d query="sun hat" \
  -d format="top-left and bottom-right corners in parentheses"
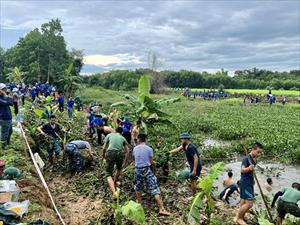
top-left (179, 133), bottom-right (191, 139)
top-left (0, 83), bottom-right (6, 90)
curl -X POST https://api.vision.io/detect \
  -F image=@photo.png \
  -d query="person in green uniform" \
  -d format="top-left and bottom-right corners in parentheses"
top-left (102, 127), bottom-right (129, 199)
top-left (276, 182), bottom-right (300, 225)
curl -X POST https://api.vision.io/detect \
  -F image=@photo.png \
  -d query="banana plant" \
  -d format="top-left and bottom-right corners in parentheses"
top-left (58, 63), bottom-right (82, 98)
top-left (110, 75), bottom-right (180, 134)
top-left (112, 188), bottom-right (145, 225)
top-left (6, 66), bottom-right (25, 83)
top-left (188, 162), bottom-right (225, 225)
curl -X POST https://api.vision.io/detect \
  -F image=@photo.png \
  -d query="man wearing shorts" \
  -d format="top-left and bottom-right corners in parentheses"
top-left (275, 183), bottom-right (300, 225)
top-left (102, 127), bottom-right (129, 198)
top-left (169, 133), bottom-right (202, 195)
top-left (236, 143), bottom-right (263, 225)
top-left (133, 133), bottom-right (170, 216)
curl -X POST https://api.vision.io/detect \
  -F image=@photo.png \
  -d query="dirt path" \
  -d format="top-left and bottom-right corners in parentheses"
top-left (46, 172), bottom-right (105, 225)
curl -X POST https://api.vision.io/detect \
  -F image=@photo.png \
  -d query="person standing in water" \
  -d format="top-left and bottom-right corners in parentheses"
top-left (235, 143), bottom-right (263, 225)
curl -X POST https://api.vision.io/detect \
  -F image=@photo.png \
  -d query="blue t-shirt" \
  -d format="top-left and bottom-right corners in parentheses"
top-left (240, 154), bottom-right (256, 185)
top-left (0, 96), bottom-right (13, 120)
top-left (67, 99), bottom-right (74, 109)
top-left (58, 96), bottom-right (64, 104)
top-left (93, 117), bottom-right (103, 126)
top-left (185, 143), bottom-right (202, 172)
top-left (122, 121), bottom-right (132, 133)
top-left (133, 144), bottom-right (153, 168)
top-left (30, 89), bottom-right (36, 97)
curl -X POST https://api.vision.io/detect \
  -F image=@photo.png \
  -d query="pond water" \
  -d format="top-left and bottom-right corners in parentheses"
top-left (214, 161), bottom-right (300, 206)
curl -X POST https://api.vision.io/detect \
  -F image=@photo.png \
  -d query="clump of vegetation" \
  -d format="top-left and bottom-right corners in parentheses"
top-left (188, 162), bottom-right (225, 225)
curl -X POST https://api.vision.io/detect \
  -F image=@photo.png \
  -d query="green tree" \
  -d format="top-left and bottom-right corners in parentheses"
top-left (1, 19), bottom-right (83, 85)
top-left (0, 48), bottom-right (5, 82)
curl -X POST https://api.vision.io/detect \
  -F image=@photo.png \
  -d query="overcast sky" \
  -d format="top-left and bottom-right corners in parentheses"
top-left (1, 0), bottom-right (299, 74)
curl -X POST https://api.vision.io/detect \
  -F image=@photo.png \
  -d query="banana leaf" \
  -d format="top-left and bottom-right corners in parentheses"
top-left (258, 217), bottom-right (274, 225)
top-left (187, 192), bottom-right (205, 225)
top-left (110, 102), bottom-right (127, 108)
top-left (121, 200), bottom-right (145, 225)
top-left (138, 75), bottom-right (150, 98)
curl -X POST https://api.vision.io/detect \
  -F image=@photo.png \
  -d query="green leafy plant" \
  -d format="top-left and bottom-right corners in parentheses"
top-left (59, 63), bottom-right (83, 98)
top-left (112, 188), bottom-right (145, 225)
top-left (258, 216), bottom-right (274, 225)
top-left (6, 66), bottom-right (25, 83)
top-left (188, 162), bottom-right (225, 225)
top-left (110, 75), bottom-right (179, 134)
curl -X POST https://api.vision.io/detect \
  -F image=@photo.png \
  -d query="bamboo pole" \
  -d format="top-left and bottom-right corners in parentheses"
top-left (243, 146), bottom-right (273, 222)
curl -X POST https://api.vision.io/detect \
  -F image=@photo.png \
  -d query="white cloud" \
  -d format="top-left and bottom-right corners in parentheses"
top-left (83, 54), bottom-right (143, 67)
top-left (1, 1), bottom-right (299, 73)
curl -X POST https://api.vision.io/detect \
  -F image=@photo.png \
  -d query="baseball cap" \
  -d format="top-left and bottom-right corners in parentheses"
top-left (179, 133), bottom-right (191, 139)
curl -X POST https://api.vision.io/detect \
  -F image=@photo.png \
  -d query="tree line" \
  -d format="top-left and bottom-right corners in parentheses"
top-left (83, 68), bottom-right (300, 91)
top-left (0, 19), bottom-right (83, 90)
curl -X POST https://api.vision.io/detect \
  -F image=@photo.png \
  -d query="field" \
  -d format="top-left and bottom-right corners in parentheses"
top-left (80, 87), bottom-right (300, 164)
top-left (191, 88), bottom-right (300, 97)
top-left (3, 86), bottom-right (300, 225)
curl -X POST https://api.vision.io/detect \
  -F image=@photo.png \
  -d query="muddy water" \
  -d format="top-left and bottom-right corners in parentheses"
top-left (214, 161), bottom-right (300, 206)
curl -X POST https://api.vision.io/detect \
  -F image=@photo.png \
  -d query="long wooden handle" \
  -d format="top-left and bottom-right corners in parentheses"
top-left (243, 147), bottom-right (273, 222)
top-left (253, 171), bottom-right (273, 221)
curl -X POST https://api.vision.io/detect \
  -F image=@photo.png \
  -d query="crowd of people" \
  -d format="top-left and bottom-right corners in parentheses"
top-left (1, 82), bottom-right (299, 225)
top-left (180, 88), bottom-right (229, 100)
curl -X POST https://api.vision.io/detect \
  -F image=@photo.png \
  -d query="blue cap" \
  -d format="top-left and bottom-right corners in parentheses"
top-left (179, 133), bottom-right (191, 139)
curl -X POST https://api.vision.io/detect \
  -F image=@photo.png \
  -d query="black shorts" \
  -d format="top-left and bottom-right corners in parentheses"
top-left (105, 150), bottom-right (124, 177)
top-left (122, 132), bottom-right (131, 145)
top-left (277, 199), bottom-right (300, 219)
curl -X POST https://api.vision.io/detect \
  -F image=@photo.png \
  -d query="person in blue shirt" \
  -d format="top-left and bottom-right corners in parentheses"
top-left (121, 117), bottom-right (132, 145)
top-left (67, 97), bottom-right (74, 119)
top-left (87, 113), bottom-right (95, 139)
top-left (19, 88), bottom-right (25, 105)
top-left (235, 143), bottom-right (263, 225)
top-left (29, 87), bottom-right (37, 102)
top-left (169, 133), bottom-right (202, 195)
top-left (57, 92), bottom-right (65, 112)
top-left (133, 133), bottom-right (171, 216)
top-left (93, 116), bottom-right (104, 144)
top-left (0, 84), bottom-right (13, 148)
